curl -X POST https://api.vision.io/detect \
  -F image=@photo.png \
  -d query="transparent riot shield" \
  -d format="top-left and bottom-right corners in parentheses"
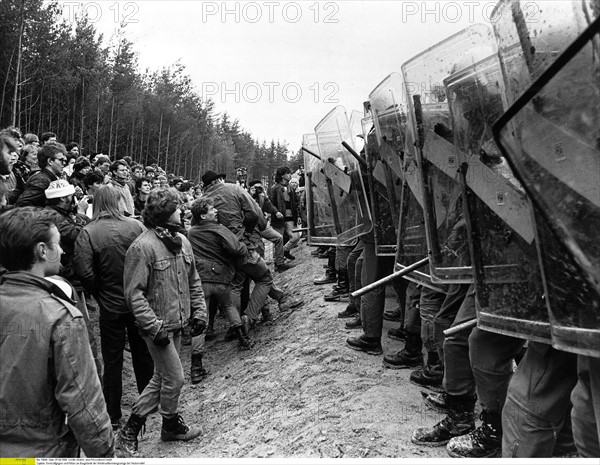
top-left (302, 133), bottom-right (337, 246)
top-left (365, 77), bottom-right (404, 256)
top-left (401, 25), bottom-right (496, 284)
top-left (365, 73), bottom-right (444, 291)
top-left (445, 55), bottom-right (550, 343)
top-left (314, 106), bottom-right (372, 244)
top-left (494, 15), bottom-right (600, 356)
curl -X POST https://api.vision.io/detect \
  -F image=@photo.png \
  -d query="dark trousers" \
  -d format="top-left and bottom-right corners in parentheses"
top-left (360, 236), bottom-right (394, 339)
top-left (100, 312), bottom-right (154, 423)
top-left (502, 342), bottom-right (578, 457)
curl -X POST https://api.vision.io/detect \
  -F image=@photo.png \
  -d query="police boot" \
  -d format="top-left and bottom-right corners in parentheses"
top-left (382, 333), bottom-right (424, 369)
top-left (116, 413), bottom-right (146, 457)
top-left (411, 395), bottom-right (476, 447)
top-left (410, 351), bottom-right (444, 392)
top-left (446, 410), bottom-right (502, 458)
top-left (325, 271), bottom-right (349, 301)
top-left (190, 353), bottom-right (208, 384)
top-left (161, 413), bottom-right (202, 442)
top-left (338, 301), bottom-right (359, 319)
top-left (387, 326), bottom-right (406, 341)
top-left (314, 267), bottom-right (337, 285)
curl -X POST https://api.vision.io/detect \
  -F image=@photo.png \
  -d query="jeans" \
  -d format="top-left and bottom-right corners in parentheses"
top-left (403, 283), bottom-right (421, 335)
top-left (419, 287), bottom-right (446, 353)
top-left (231, 256), bottom-right (274, 322)
top-left (502, 342), bottom-right (578, 457)
top-left (274, 221), bottom-right (299, 252)
top-left (192, 282), bottom-right (243, 355)
top-left (442, 284), bottom-right (476, 397)
top-left (132, 330), bottom-right (184, 419)
top-left (469, 327), bottom-right (524, 414)
top-left (261, 226), bottom-right (284, 266)
top-left (359, 238), bottom-right (394, 339)
top-left (347, 240), bottom-right (364, 308)
top-left (99, 312), bottom-right (154, 423)
top-left (571, 355), bottom-right (600, 457)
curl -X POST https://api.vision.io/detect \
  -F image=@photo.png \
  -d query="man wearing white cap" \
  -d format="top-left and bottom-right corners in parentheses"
top-left (44, 179), bottom-right (101, 375)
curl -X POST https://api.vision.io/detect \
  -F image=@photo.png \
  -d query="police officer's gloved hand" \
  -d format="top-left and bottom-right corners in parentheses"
top-left (189, 318), bottom-right (207, 337)
top-left (153, 327), bottom-right (170, 346)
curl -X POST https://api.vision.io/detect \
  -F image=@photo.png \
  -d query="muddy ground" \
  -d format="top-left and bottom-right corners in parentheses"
top-left (90, 240), bottom-right (449, 458)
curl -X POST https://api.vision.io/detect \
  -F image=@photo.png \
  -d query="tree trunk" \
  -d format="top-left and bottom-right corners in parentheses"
top-left (157, 112), bottom-right (163, 167)
top-left (11, 2), bottom-right (25, 127)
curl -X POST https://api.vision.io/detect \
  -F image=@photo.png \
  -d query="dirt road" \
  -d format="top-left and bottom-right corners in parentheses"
top-left (108, 241), bottom-right (448, 458)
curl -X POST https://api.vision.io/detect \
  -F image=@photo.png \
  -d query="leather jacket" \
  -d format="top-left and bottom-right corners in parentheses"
top-left (124, 228), bottom-right (207, 339)
top-left (0, 272), bottom-right (114, 457)
top-left (73, 215), bottom-right (145, 315)
top-left (202, 181), bottom-right (264, 250)
top-left (187, 219), bottom-right (248, 284)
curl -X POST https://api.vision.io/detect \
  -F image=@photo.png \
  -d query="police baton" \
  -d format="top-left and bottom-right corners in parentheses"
top-left (351, 257), bottom-right (429, 298)
top-left (302, 146), bottom-right (321, 160)
top-left (341, 141), bottom-right (368, 170)
top-left (443, 318), bottom-right (477, 336)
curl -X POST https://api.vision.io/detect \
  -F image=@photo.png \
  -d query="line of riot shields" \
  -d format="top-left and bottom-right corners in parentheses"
top-left (301, 0), bottom-right (600, 359)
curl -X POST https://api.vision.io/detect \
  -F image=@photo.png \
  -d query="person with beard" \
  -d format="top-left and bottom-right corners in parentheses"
top-left (116, 187), bottom-right (206, 457)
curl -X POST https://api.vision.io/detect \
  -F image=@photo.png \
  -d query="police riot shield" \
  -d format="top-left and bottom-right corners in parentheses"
top-left (494, 14), bottom-right (600, 356)
top-left (402, 24), bottom-right (496, 283)
top-left (302, 133), bottom-right (337, 246)
top-left (366, 75), bottom-right (405, 256)
top-left (314, 106), bottom-right (372, 244)
top-left (445, 55), bottom-right (550, 343)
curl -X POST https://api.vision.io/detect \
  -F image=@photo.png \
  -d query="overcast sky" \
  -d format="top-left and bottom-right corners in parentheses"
top-left (68, 1), bottom-right (507, 152)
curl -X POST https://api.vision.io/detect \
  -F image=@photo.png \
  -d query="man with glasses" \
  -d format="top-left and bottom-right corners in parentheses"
top-left (16, 142), bottom-right (67, 207)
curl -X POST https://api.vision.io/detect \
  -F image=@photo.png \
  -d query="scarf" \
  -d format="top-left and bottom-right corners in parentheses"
top-left (154, 225), bottom-right (183, 254)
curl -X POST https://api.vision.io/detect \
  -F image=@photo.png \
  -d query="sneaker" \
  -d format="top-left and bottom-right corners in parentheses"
top-left (411, 411), bottom-right (475, 447)
top-left (345, 316), bottom-right (362, 329)
top-left (161, 414), bottom-right (202, 442)
top-left (275, 263), bottom-right (295, 272)
top-left (111, 419), bottom-right (122, 432)
top-left (446, 412), bottom-right (501, 458)
top-left (314, 273), bottom-right (337, 285)
top-left (337, 303), bottom-right (359, 319)
top-left (382, 349), bottom-right (423, 369)
top-left (387, 326), bottom-right (406, 341)
top-left (383, 307), bottom-right (403, 322)
top-left (284, 251), bottom-right (296, 260)
top-left (410, 366), bottom-right (444, 392)
top-left (346, 335), bottom-right (383, 355)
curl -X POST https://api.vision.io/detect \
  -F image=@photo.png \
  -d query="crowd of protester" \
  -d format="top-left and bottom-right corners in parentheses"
top-left (0, 126), bottom-right (305, 457)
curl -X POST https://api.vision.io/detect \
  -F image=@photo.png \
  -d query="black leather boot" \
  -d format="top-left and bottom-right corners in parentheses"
top-left (116, 413), bottom-right (146, 456)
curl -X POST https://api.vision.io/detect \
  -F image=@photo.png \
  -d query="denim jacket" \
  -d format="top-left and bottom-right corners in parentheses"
top-left (0, 272), bottom-right (114, 457)
top-left (124, 228), bottom-right (207, 339)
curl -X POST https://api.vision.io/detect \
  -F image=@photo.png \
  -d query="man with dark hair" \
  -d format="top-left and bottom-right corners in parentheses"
top-left (269, 166), bottom-right (300, 263)
top-left (117, 187), bottom-right (206, 456)
top-left (41, 132), bottom-right (57, 144)
top-left (0, 207), bottom-right (114, 457)
top-left (187, 197), bottom-right (252, 382)
top-left (110, 160), bottom-right (135, 216)
top-left (128, 164), bottom-right (144, 195)
top-left (201, 170), bottom-right (302, 331)
top-left (247, 179), bottom-right (288, 271)
top-left (69, 156), bottom-right (92, 194)
top-left (74, 186), bottom-right (153, 430)
top-left (16, 143), bottom-right (67, 207)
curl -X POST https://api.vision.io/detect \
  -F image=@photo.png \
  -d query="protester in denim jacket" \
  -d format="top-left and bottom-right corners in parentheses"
top-left (0, 207), bottom-right (114, 457)
top-left (116, 187), bottom-right (207, 457)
